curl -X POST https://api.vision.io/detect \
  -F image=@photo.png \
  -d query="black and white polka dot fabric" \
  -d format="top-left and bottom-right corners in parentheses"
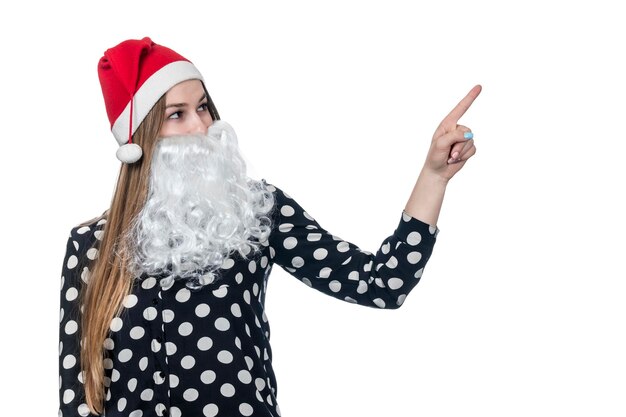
top-left (59, 181), bottom-right (439, 417)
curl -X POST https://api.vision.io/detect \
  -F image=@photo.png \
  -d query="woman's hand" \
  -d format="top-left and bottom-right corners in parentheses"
top-left (422, 84), bottom-right (482, 182)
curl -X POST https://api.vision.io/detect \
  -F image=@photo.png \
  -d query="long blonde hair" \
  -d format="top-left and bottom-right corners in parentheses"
top-left (79, 90), bottom-right (218, 414)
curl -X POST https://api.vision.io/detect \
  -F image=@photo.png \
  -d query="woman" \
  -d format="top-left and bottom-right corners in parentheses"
top-left (58, 37), bottom-right (480, 417)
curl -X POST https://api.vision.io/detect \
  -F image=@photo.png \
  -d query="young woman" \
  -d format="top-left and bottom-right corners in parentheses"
top-left (58, 37), bottom-right (480, 417)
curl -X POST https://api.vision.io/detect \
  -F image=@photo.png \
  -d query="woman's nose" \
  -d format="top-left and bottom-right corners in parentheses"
top-left (188, 114), bottom-right (208, 134)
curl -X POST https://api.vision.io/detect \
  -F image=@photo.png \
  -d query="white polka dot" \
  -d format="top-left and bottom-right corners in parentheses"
top-left (197, 337), bottom-right (213, 351)
top-left (375, 277), bottom-right (385, 288)
top-left (329, 280), bottom-right (341, 292)
top-left (129, 410), bottom-right (142, 417)
top-left (220, 383), bottom-right (236, 397)
top-left (415, 268), bottom-right (424, 278)
top-left (141, 277), bottom-right (157, 289)
top-left (176, 288), bottom-right (191, 303)
top-left (80, 267), bottom-right (90, 283)
top-left (77, 403), bottom-right (90, 416)
top-left (238, 370), bottom-right (252, 384)
top-left (183, 388), bottom-right (199, 401)
top-left (170, 407), bottom-right (182, 417)
top-left (111, 369), bottom-right (120, 382)
top-left (407, 231), bottom-right (422, 245)
top-left (86, 248), bottom-right (99, 260)
top-left (65, 320), bottom-right (78, 335)
top-left (201, 370), bottom-right (216, 384)
top-left (283, 236), bottom-right (297, 250)
top-left (77, 226), bottom-right (90, 234)
top-left (65, 287), bottom-right (78, 302)
top-left (381, 242), bottom-right (391, 254)
top-left (178, 322), bottom-right (193, 336)
top-left (66, 255), bottom-right (78, 269)
top-left (217, 350), bottom-right (233, 364)
top-left (319, 267), bottom-right (332, 278)
top-left (94, 230), bottom-right (104, 240)
top-left (313, 248), bottom-right (328, 260)
top-left (407, 251), bottom-right (422, 264)
top-left (245, 356), bottom-right (254, 370)
top-left (291, 256), bottom-right (304, 268)
top-left (235, 272), bottom-right (244, 284)
top-left (181, 355), bottom-right (196, 369)
top-left (128, 378), bottom-right (137, 392)
top-left (397, 294), bottom-right (407, 306)
top-left (153, 371), bottom-right (166, 384)
top-left (104, 337), bottom-right (115, 350)
top-left (308, 232), bottom-right (322, 242)
top-left (348, 271), bottom-right (359, 281)
top-left (166, 342), bottom-right (177, 356)
top-left (62, 389), bottom-right (75, 404)
top-left (203, 404), bottom-right (219, 417)
top-left (252, 283), bottom-right (259, 297)
top-left (140, 388), bottom-right (154, 401)
top-left (169, 373), bottom-right (180, 388)
top-left (215, 317), bottom-right (230, 331)
top-left (117, 397), bottom-right (127, 412)
top-left (103, 358), bottom-right (113, 369)
top-left (373, 298), bottom-right (386, 308)
top-left (109, 317), bottom-right (123, 331)
top-left (337, 241), bottom-right (350, 253)
top-left (255, 378), bottom-right (266, 391)
top-left (302, 277), bottom-right (312, 287)
top-left (235, 337), bottom-right (242, 349)
top-left (388, 278), bottom-right (404, 290)
top-left (151, 339), bottom-right (162, 353)
top-left (143, 307), bottom-right (157, 321)
top-left (280, 205), bottom-right (295, 216)
top-left (117, 349), bottom-right (133, 363)
top-left (239, 403), bottom-right (254, 416)
top-left (386, 256), bottom-right (398, 269)
top-left (221, 257), bottom-right (235, 270)
top-left (212, 285), bottom-right (228, 298)
top-left (162, 309), bottom-right (175, 323)
top-left (195, 303), bottom-right (210, 317)
top-left (138, 357), bottom-right (148, 371)
top-left (231, 303), bottom-right (242, 317)
top-left (123, 294), bottom-right (138, 308)
top-left (130, 326), bottom-right (145, 340)
top-left (62, 355), bottom-right (76, 369)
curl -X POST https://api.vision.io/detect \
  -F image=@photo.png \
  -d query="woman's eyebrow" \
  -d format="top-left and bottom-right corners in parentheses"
top-left (165, 94), bottom-right (207, 109)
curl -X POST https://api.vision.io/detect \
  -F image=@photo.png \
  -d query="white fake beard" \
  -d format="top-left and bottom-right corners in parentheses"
top-left (126, 121), bottom-right (275, 289)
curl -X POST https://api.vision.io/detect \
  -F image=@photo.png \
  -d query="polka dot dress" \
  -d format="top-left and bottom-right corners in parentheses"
top-left (58, 181), bottom-right (439, 416)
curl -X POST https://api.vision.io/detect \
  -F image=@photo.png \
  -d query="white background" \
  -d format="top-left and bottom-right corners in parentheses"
top-left (1, 1), bottom-right (625, 416)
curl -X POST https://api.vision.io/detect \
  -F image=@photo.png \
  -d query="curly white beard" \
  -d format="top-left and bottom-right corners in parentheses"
top-left (126, 121), bottom-right (275, 289)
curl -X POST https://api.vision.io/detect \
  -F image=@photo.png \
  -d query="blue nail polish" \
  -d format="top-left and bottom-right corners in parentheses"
top-left (464, 132), bottom-right (474, 140)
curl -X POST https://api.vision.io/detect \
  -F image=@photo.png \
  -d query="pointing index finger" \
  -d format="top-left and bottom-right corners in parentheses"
top-left (439, 84), bottom-right (482, 131)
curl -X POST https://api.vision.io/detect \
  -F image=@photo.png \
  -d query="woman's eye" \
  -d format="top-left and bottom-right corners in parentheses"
top-left (198, 102), bottom-right (209, 112)
top-left (168, 111), bottom-right (182, 120)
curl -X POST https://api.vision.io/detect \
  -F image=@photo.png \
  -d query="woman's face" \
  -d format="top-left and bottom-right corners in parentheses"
top-left (158, 79), bottom-right (213, 137)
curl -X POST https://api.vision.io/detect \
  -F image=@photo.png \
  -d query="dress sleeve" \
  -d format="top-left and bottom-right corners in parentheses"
top-left (265, 181), bottom-right (439, 309)
top-left (59, 224), bottom-right (102, 417)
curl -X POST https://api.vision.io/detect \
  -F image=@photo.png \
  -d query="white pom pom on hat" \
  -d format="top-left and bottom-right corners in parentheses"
top-left (98, 37), bottom-right (204, 163)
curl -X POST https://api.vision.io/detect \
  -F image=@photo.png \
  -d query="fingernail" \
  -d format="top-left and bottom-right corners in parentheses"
top-left (464, 132), bottom-right (474, 140)
top-left (452, 152), bottom-right (459, 159)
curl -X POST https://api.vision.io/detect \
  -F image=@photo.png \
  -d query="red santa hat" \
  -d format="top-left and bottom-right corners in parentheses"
top-left (98, 37), bottom-right (204, 163)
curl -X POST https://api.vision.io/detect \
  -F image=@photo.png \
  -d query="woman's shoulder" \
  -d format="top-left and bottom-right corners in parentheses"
top-left (67, 210), bottom-right (108, 244)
